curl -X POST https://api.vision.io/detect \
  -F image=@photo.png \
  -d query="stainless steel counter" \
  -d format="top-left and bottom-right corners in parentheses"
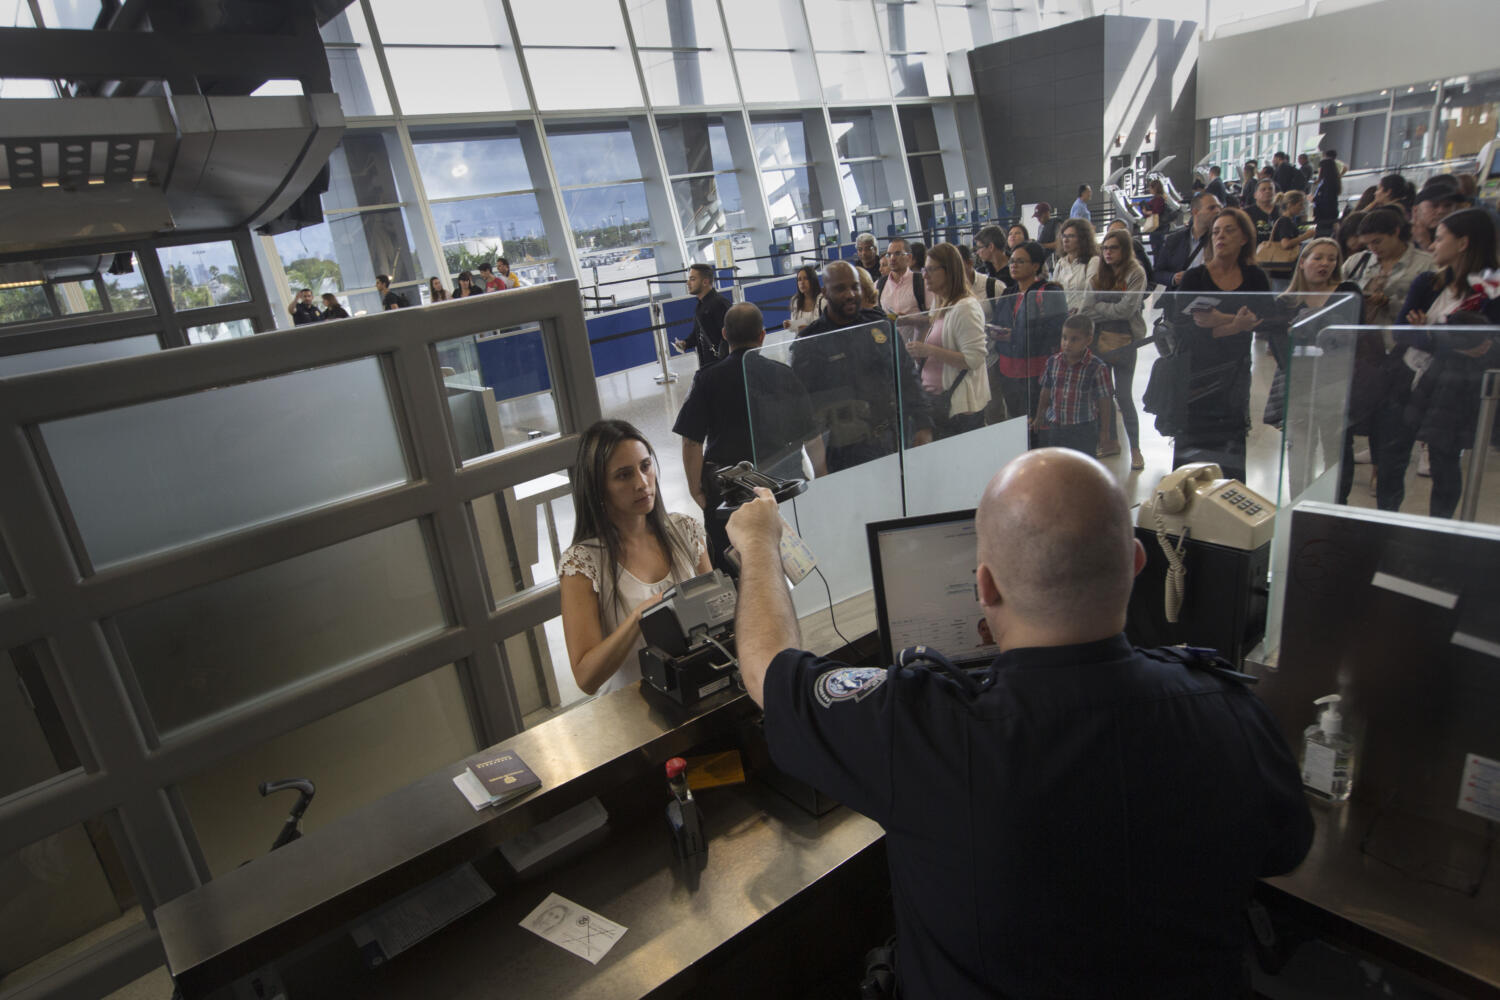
top-left (341, 781), bottom-right (884, 999)
top-left (1260, 798), bottom-right (1500, 997)
top-left (156, 682), bottom-right (762, 997)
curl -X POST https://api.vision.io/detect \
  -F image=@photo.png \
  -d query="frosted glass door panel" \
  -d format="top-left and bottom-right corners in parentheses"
top-left (113, 521), bottom-right (448, 736)
top-left (177, 664), bottom-right (474, 878)
top-left (0, 335), bottom-right (158, 377)
top-left (40, 359), bottom-right (409, 569)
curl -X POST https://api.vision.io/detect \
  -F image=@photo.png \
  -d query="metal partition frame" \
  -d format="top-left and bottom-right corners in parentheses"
top-left (0, 280), bottom-right (598, 996)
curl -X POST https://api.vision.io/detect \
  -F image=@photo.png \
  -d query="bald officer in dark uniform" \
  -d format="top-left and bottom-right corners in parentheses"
top-left (673, 302), bottom-right (825, 571)
top-left (727, 449), bottom-right (1314, 999)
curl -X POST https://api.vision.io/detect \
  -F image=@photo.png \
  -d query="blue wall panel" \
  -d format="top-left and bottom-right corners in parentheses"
top-left (476, 329), bottom-right (552, 402)
top-left (744, 277), bottom-right (798, 327)
top-left (586, 305), bottom-right (657, 376)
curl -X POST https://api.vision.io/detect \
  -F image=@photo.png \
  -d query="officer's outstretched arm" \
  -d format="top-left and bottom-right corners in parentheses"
top-left (727, 488), bottom-right (800, 707)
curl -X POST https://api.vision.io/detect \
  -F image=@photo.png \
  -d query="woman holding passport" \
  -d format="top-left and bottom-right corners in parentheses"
top-left (1172, 207), bottom-right (1270, 481)
top-left (560, 420), bottom-right (711, 696)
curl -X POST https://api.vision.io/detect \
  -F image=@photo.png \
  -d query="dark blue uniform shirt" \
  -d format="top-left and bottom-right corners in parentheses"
top-left (763, 635), bottom-right (1314, 999)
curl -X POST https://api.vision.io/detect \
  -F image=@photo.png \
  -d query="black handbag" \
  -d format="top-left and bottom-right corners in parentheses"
top-left (926, 366), bottom-right (985, 438)
top-left (1142, 351), bottom-right (1191, 437)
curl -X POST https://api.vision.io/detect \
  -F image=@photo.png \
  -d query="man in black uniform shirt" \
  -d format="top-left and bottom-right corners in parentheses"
top-left (674, 262), bottom-right (730, 366)
top-left (673, 302), bottom-right (825, 571)
top-left (792, 261), bottom-right (933, 473)
top-left (288, 288), bottom-right (321, 325)
top-left (727, 449), bottom-right (1314, 999)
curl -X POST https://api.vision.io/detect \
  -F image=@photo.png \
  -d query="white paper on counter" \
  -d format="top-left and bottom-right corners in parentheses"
top-left (521, 891), bottom-right (627, 965)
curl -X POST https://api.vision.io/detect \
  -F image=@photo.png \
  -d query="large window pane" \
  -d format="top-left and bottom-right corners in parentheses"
top-left (658, 117), bottom-right (735, 175)
top-left (384, 47), bottom-right (527, 116)
top-left (156, 241), bottom-right (250, 311)
top-left (818, 52), bottom-right (890, 102)
top-left (320, 9), bottom-right (390, 117)
top-left (805, 0), bottom-right (882, 49)
top-left (514, 0), bottom-right (642, 109)
top-left (673, 173), bottom-right (745, 237)
top-left (722, 0), bottom-right (808, 49)
top-left (638, 48), bottom-right (740, 107)
top-left (177, 664), bottom-right (475, 878)
top-left (370, 0), bottom-right (514, 45)
top-left (275, 207), bottom-right (422, 292)
top-left (413, 136), bottom-right (532, 200)
top-left (888, 53), bottom-right (949, 99)
top-left (629, 0), bottom-right (739, 106)
top-left (547, 130), bottom-right (646, 186)
top-left (839, 160), bottom-right (891, 212)
top-left (753, 119), bottom-right (810, 167)
top-left (733, 51), bottom-right (816, 104)
top-left (563, 182), bottom-right (655, 250)
top-left (325, 133), bottom-right (416, 211)
top-left (40, 359), bottom-right (409, 569)
top-left (0, 818), bottom-right (141, 995)
top-left (762, 167), bottom-right (820, 223)
top-left (0, 286), bottom-right (51, 326)
top-left (114, 521), bottom-right (448, 735)
top-left (430, 194), bottom-right (552, 274)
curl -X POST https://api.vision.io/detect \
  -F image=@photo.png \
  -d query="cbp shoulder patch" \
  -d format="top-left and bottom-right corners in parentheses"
top-left (870, 329), bottom-right (888, 344)
top-left (814, 666), bottom-right (887, 707)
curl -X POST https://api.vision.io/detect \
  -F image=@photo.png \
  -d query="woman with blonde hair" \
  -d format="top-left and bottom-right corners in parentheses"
top-left (1052, 217), bottom-right (1100, 310)
top-left (1082, 229), bottom-right (1148, 469)
top-left (903, 242), bottom-right (990, 436)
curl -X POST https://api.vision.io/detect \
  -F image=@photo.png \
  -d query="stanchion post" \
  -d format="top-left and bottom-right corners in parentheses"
top-left (651, 299), bottom-right (677, 385)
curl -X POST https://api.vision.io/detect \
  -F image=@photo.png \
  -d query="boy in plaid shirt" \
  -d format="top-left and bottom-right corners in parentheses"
top-left (1032, 314), bottom-right (1114, 456)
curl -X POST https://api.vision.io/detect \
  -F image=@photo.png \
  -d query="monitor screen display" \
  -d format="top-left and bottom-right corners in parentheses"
top-left (867, 509), bottom-right (994, 668)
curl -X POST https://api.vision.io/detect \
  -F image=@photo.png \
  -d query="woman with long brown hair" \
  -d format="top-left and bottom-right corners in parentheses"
top-left (1082, 229), bottom-right (1148, 469)
top-left (904, 243), bottom-right (990, 436)
top-left (560, 420), bottom-right (710, 696)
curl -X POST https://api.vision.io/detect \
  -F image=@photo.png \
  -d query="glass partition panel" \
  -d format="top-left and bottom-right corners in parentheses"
top-left (0, 335), bottom-right (159, 377)
top-left (113, 520), bottom-right (449, 736)
top-left (0, 643), bottom-right (79, 802)
top-left (436, 330), bottom-right (562, 465)
top-left (1284, 322), bottom-right (1500, 525)
top-left (176, 663), bottom-right (474, 878)
top-left (745, 320), bottom-right (908, 620)
top-left (0, 815), bottom-right (142, 995)
top-left (40, 358), bottom-right (409, 569)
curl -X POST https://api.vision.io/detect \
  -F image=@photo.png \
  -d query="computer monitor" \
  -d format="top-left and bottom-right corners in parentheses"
top-left (867, 508), bottom-right (995, 669)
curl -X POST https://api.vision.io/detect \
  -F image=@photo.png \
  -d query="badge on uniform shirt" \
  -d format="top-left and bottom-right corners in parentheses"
top-left (870, 330), bottom-right (887, 344)
top-left (814, 666), bottom-right (887, 707)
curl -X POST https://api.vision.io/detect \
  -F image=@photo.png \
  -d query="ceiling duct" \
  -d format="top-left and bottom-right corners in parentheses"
top-left (0, 0), bottom-right (350, 257)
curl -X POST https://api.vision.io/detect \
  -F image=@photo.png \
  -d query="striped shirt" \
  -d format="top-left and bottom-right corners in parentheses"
top-left (1041, 350), bottom-right (1113, 425)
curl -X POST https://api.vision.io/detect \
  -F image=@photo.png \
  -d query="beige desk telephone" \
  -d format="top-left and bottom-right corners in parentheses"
top-left (1137, 464), bottom-right (1276, 622)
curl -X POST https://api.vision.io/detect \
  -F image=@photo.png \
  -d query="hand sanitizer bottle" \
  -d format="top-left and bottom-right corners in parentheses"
top-left (1301, 694), bottom-right (1355, 803)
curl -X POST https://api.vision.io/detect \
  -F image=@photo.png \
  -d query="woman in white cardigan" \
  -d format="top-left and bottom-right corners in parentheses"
top-left (905, 242), bottom-right (990, 434)
top-left (1052, 216), bottom-right (1100, 312)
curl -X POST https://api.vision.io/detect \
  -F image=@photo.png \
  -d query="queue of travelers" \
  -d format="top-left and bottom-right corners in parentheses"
top-left (548, 176), bottom-right (1497, 994)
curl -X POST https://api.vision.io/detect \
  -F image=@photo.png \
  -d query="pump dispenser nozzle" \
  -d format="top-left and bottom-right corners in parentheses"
top-left (1313, 694), bottom-right (1342, 737)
